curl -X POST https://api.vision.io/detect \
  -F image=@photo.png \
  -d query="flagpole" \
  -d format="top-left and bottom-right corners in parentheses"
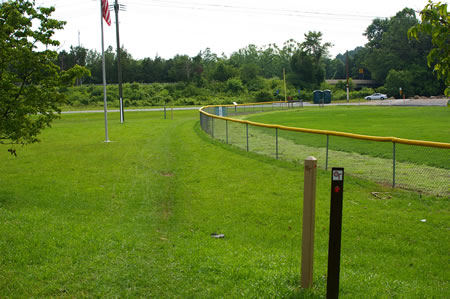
top-left (100, 0), bottom-right (110, 142)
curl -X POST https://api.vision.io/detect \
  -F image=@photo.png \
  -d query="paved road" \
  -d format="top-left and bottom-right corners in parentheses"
top-left (342, 98), bottom-right (448, 106)
top-left (61, 98), bottom-right (448, 114)
top-left (299, 98), bottom-right (448, 107)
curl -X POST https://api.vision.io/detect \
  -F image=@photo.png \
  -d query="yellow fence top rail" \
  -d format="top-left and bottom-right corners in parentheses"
top-left (199, 104), bottom-right (450, 149)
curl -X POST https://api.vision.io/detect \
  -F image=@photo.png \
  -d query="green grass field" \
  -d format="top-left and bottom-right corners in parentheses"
top-left (0, 110), bottom-right (448, 297)
top-left (247, 106), bottom-right (450, 168)
top-left (246, 106), bottom-right (450, 142)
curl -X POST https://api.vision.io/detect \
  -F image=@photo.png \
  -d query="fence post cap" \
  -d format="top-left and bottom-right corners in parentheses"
top-left (305, 156), bottom-right (317, 161)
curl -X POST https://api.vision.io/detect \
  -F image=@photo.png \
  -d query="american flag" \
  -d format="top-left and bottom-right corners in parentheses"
top-left (101, 0), bottom-right (111, 26)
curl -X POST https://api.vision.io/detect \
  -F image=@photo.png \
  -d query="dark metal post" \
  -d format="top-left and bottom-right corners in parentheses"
top-left (393, 143), bottom-right (396, 188)
top-left (211, 118), bottom-right (214, 138)
top-left (114, 0), bottom-right (124, 123)
top-left (246, 123), bottom-right (249, 152)
top-left (327, 168), bottom-right (344, 299)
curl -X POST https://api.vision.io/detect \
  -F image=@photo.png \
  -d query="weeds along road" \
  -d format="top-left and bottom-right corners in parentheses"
top-left (61, 106), bottom-right (202, 114)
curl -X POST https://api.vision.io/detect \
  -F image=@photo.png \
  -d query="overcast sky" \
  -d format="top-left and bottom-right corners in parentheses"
top-left (35, 0), bottom-right (435, 60)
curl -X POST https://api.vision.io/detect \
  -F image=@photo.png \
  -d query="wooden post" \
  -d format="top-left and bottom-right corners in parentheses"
top-left (301, 156), bottom-right (317, 289)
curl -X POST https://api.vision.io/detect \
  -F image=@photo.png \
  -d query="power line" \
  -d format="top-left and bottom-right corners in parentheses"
top-left (125, 0), bottom-right (385, 20)
top-left (36, 0), bottom-right (390, 24)
top-left (36, 0), bottom-right (423, 22)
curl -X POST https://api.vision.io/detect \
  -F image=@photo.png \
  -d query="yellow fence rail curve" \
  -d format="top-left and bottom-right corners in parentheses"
top-left (200, 103), bottom-right (450, 149)
top-left (199, 101), bottom-right (450, 196)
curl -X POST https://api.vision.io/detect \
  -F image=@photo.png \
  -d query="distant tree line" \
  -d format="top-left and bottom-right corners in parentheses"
top-left (58, 7), bottom-right (446, 100)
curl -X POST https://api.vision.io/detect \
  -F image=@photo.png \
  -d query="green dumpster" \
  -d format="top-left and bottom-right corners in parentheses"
top-left (313, 90), bottom-right (324, 104)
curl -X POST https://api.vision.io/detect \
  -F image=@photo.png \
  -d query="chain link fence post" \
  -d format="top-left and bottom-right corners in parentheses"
top-left (326, 135), bottom-right (329, 170)
top-left (276, 128), bottom-right (279, 160)
top-left (393, 142), bottom-right (396, 188)
top-left (246, 123), bottom-right (249, 152)
top-left (226, 119), bottom-right (228, 144)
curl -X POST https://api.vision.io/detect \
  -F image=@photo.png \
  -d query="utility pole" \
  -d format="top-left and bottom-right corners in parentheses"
top-left (114, 0), bottom-right (125, 123)
top-left (78, 30), bottom-right (82, 85)
top-left (346, 51), bottom-right (349, 103)
top-left (283, 68), bottom-right (287, 102)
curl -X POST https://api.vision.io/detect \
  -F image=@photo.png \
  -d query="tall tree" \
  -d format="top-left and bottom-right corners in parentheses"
top-left (84, 49), bottom-right (102, 84)
top-left (364, 8), bottom-right (423, 82)
top-left (364, 18), bottom-right (390, 49)
top-left (362, 7), bottom-right (445, 96)
top-left (301, 31), bottom-right (333, 62)
top-left (289, 50), bottom-right (324, 89)
top-left (167, 55), bottom-right (193, 82)
top-left (325, 58), bottom-right (345, 79)
top-left (288, 32), bottom-right (331, 88)
top-left (0, 0), bottom-right (88, 150)
top-left (409, 1), bottom-right (449, 96)
top-left (113, 46), bottom-right (137, 83)
top-left (211, 61), bottom-right (238, 82)
top-left (57, 46), bottom-right (87, 71)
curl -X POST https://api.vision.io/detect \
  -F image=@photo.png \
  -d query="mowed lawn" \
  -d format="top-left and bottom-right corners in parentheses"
top-left (0, 110), bottom-right (448, 297)
top-left (247, 106), bottom-right (450, 168)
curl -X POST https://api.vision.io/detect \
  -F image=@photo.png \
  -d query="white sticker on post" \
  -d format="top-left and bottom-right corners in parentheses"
top-left (333, 170), bottom-right (343, 181)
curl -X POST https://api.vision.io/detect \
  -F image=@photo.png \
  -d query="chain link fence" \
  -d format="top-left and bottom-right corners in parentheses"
top-left (200, 103), bottom-right (450, 197)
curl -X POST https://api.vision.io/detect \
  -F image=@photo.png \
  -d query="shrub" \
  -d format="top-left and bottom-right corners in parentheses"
top-left (335, 78), bottom-right (356, 91)
top-left (246, 76), bottom-right (266, 92)
top-left (385, 70), bottom-right (413, 98)
top-left (376, 86), bottom-right (388, 95)
top-left (253, 89), bottom-right (273, 102)
top-left (226, 78), bottom-right (245, 94)
top-left (359, 87), bottom-right (375, 98)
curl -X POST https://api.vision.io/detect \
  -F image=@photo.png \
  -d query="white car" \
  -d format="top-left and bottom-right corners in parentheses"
top-left (365, 93), bottom-right (387, 100)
